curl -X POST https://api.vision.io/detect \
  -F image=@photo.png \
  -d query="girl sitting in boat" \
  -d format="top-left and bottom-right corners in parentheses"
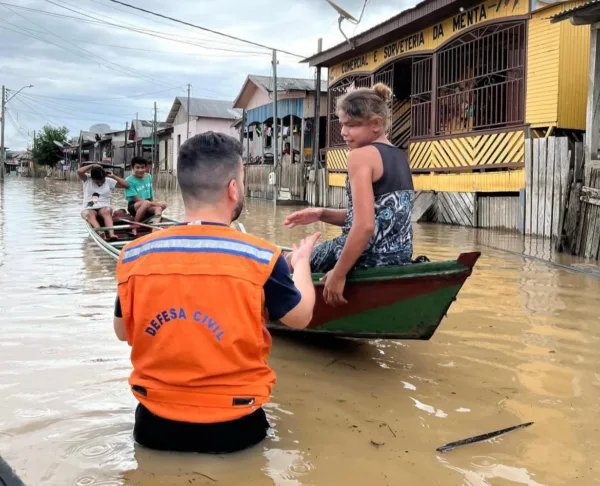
top-left (284, 83), bottom-right (414, 306)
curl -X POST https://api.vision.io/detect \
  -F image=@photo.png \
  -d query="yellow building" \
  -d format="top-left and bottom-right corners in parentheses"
top-left (304, 0), bottom-right (590, 226)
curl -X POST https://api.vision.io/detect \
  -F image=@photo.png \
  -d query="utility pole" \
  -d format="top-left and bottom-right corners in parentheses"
top-left (314, 38), bottom-right (323, 170)
top-left (125, 121), bottom-right (129, 167)
top-left (78, 130), bottom-right (83, 165)
top-left (186, 84), bottom-right (191, 140)
top-left (135, 112), bottom-right (139, 156)
top-left (272, 49), bottom-right (279, 201)
top-left (153, 101), bottom-right (157, 169)
top-left (1, 86), bottom-right (5, 181)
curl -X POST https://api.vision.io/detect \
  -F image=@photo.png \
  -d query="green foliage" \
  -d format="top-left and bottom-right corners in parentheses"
top-left (31, 125), bottom-right (69, 166)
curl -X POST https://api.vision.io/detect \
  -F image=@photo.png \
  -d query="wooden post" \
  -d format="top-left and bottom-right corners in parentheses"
top-left (525, 137), bottom-right (532, 235)
top-left (289, 114), bottom-right (293, 163)
top-left (78, 129), bottom-right (83, 166)
top-left (314, 38), bottom-right (322, 170)
top-left (531, 138), bottom-right (540, 236)
top-left (272, 49), bottom-right (279, 201)
top-left (586, 28), bottom-right (600, 185)
top-left (0, 85), bottom-right (5, 181)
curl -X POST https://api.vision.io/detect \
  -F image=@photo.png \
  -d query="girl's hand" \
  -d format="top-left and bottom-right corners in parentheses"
top-left (321, 270), bottom-right (348, 307)
top-left (284, 208), bottom-right (323, 229)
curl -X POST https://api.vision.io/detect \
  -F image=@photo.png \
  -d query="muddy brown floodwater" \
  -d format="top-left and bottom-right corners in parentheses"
top-left (1, 178), bottom-right (600, 486)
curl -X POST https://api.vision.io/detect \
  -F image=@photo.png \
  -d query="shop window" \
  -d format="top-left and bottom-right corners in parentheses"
top-left (436, 22), bottom-right (525, 135)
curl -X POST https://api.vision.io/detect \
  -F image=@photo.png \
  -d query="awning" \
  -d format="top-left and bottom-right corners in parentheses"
top-left (246, 98), bottom-right (304, 125)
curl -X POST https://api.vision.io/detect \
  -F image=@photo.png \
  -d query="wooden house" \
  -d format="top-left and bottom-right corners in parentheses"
top-left (303, 0), bottom-right (590, 229)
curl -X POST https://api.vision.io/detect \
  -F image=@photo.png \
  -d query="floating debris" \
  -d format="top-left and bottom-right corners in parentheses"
top-left (436, 422), bottom-right (533, 453)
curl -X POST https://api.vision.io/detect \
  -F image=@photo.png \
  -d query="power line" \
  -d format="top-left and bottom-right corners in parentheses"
top-left (42, 0), bottom-right (270, 55)
top-left (85, 0), bottom-right (261, 49)
top-left (19, 85), bottom-right (191, 104)
top-left (105, 0), bottom-right (307, 58)
top-left (1, 4), bottom-right (174, 89)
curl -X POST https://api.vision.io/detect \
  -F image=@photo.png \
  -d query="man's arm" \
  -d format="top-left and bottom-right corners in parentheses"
top-left (108, 171), bottom-right (129, 189)
top-left (113, 295), bottom-right (127, 341)
top-left (77, 163), bottom-right (98, 182)
top-left (264, 234), bottom-right (320, 329)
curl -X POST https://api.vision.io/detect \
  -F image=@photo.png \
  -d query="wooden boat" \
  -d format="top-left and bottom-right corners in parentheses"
top-left (86, 211), bottom-right (480, 340)
top-left (267, 251), bottom-right (480, 339)
top-left (85, 209), bottom-right (180, 260)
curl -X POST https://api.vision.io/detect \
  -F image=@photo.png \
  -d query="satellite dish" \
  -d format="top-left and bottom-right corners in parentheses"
top-left (324, 0), bottom-right (369, 49)
top-left (53, 140), bottom-right (64, 148)
top-left (89, 123), bottom-right (110, 134)
top-left (325, 0), bottom-right (358, 22)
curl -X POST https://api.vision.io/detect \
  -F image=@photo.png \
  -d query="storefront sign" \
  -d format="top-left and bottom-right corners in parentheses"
top-left (328, 0), bottom-right (527, 85)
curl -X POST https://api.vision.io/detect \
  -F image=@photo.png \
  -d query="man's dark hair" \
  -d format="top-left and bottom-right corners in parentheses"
top-left (131, 156), bottom-right (149, 168)
top-left (90, 166), bottom-right (105, 180)
top-left (177, 131), bottom-right (243, 203)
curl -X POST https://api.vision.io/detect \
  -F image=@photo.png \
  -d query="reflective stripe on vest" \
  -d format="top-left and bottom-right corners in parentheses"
top-left (116, 224), bottom-right (282, 424)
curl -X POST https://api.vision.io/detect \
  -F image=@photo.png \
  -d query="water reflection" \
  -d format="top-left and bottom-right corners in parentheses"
top-left (0, 178), bottom-right (599, 485)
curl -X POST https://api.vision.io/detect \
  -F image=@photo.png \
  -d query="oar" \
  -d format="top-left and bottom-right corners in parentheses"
top-left (116, 218), bottom-right (165, 232)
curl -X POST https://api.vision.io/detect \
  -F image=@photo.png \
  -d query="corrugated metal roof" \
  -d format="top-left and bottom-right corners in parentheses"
top-left (130, 119), bottom-right (167, 139)
top-left (550, 0), bottom-right (600, 22)
top-left (248, 75), bottom-right (328, 93)
top-left (166, 97), bottom-right (241, 125)
top-left (303, 0), bottom-right (482, 67)
top-left (246, 98), bottom-right (304, 125)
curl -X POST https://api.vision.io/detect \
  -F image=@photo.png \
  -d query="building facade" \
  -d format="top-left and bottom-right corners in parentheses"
top-left (304, 0), bottom-right (590, 228)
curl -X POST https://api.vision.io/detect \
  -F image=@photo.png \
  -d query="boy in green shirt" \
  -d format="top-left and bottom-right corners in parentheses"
top-left (125, 157), bottom-right (167, 234)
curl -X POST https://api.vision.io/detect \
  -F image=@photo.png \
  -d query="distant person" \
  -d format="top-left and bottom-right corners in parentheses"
top-left (284, 83), bottom-right (414, 307)
top-left (78, 163), bottom-right (129, 241)
top-left (125, 157), bottom-right (166, 235)
top-left (113, 132), bottom-right (319, 454)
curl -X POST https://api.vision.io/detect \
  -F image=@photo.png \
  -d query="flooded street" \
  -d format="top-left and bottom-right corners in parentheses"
top-left (1, 177), bottom-right (600, 485)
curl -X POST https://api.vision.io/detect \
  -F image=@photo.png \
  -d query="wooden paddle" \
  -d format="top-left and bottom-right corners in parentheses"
top-left (116, 218), bottom-right (165, 232)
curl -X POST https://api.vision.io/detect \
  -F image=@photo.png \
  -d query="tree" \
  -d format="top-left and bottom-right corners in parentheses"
top-left (32, 125), bottom-right (69, 166)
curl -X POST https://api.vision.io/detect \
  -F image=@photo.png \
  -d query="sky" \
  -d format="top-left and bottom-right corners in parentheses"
top-left (0, 0), bottom-right (414, 151)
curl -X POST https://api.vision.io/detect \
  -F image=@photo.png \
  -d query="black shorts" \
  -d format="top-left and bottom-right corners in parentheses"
top-left (133, 403), bottom-right (270, 454)
top-left (127, 200), bottom-right (137, 217)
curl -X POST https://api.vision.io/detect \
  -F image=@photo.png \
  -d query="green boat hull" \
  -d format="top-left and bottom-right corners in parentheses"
top-left (267, 252), bottom-right (480, 340)
top-left (86, 213), bottom-right (479, 340)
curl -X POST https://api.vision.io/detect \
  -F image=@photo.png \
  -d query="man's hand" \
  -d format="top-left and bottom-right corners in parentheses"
top-left (289, 232), bottom-right (321, 268)
top-left (284, 208), bottom-right (323, 229)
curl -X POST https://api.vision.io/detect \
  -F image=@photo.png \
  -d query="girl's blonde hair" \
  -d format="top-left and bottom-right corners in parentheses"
top-left (335, 83), bottom-right (392, 131)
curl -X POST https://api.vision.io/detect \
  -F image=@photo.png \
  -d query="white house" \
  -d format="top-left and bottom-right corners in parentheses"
top-left (166, 97), bottom-right (242, 171)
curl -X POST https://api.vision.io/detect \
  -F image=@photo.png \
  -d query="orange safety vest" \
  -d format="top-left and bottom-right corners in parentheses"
top-left (116, 223), bottom-right (282, 423)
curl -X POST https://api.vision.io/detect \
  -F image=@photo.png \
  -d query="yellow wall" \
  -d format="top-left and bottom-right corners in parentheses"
top-left (413, 170), bottom-right (525, 192)
top-left (557, 20), bottom-right (590, 129)
top-left (526, 1), bottom-right (589, 129)
top-left (409, 130), bottom-right (525, 169)
top-left (526, 8), bottom-right (561, 126)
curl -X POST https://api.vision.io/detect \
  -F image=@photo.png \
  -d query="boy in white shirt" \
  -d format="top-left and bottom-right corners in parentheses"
top-left (78, 163), bottom-right (129, 240)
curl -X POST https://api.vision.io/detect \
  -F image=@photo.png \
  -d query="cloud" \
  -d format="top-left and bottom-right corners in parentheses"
top-left (0, 0), bottom-right (407, 150)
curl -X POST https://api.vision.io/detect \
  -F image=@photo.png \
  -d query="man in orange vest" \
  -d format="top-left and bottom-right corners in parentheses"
top-left (113, 131), bottom-right (319, 453)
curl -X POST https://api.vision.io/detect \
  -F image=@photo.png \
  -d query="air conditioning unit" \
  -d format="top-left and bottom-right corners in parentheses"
top-left (268, 172), bottom-right (276, 185)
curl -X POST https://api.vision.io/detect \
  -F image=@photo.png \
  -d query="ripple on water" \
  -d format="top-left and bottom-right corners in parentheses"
top-left (14, 408), bottom-right (52, 419)
top-left (62, 425), bottom-right (129, 465)
top-left (73, 476), bottom-right (124, 486)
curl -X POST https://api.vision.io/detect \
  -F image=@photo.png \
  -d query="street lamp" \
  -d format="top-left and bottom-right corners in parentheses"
top-left (1, 84), bottom-right (34, 180)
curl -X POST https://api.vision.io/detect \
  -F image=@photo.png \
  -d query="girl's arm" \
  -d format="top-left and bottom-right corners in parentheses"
top-left (330, 147), bottom-right (377, 277)
top-left (320, 208), bottom-right (347, 226)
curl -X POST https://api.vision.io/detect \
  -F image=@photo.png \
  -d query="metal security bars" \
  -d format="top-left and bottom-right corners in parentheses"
top-left (436, 22), bottom-right (526, 135)
top-left (328, 75), bottom-right (372, 146)
top-left (411, 57), bottom-right (433, 138)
